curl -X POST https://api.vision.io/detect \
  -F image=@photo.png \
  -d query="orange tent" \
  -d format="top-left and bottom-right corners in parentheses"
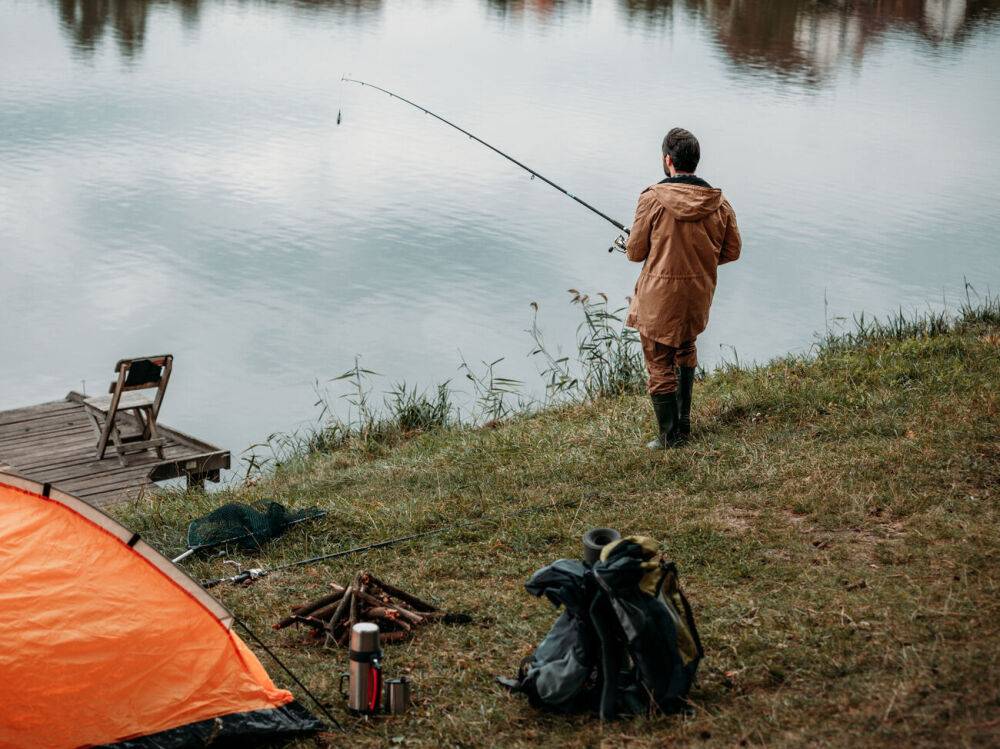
top-left (0, 472), bottom-right (323, 748)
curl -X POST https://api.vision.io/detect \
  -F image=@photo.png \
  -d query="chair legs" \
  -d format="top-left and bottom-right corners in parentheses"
top-left (140, 407), bottom-right (165, 460)
top-left (86, 406), bottom-right (165, 465)
top-left (109, 419), bottom-right (127, 466)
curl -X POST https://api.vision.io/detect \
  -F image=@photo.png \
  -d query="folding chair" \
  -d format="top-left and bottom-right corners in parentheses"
top-left (83, 355), bottom-right (173, 464)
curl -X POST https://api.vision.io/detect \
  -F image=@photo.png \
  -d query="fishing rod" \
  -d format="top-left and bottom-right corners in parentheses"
top-left (201, 497), bottom-right (579, 588)
top-left (201, 526), bottom-right (448, 588)
top-left (342, 77), bottom-right (630, 254)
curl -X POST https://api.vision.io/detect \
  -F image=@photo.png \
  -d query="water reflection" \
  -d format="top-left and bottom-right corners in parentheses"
top-left (55, 0), bottom-right (181, 57)
top-left (619, 0), bottom-right (1000, 84)
top-left (484, 0), bottom-right (592, 22)
top-left (54, 0), bottom-right (382, 58)
top-left (54, 0), bottom-right (1000, 77)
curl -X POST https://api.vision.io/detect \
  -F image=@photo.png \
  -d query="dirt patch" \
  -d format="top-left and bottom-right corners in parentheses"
top-left (711, 506), bottom-right (760, 534)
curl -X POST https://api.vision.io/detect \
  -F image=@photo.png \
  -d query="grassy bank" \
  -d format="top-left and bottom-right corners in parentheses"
top-left (116, 299), bottom-right (999, 748)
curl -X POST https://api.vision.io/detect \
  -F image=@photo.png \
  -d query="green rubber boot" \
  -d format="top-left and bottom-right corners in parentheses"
top-left (646, 393), bottom-right (680, 450)
top-left (676, 366), bottom-right (696, 440)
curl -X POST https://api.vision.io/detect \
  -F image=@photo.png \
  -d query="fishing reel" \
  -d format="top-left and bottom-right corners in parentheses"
top-left (608, 233), bottom-right (628, 254)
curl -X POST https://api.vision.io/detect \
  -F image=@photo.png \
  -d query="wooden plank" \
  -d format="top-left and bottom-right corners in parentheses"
top-left (11, 451), bottom-right (114, 474)
top-left (115, 438), bottom-right (166, 455)
top-left (0, 411), bottom-right (91, 437)
top-left (56, 467), bottom-right (153, 491)
top-left (0, 401), bottom-right (145, 432)
top-left (52, 474), bottom-right (149, 499)
top-left (83, 392), bottom-right (155, 412)
top-left (0, 413), bottom-right (143, 443)
top-left (2, 442), bottom-right (107, 470)
top-left (0, 443), bottom-right (100, 469)
top-left (149, 451), bottom-right (230, 482)
top-left (0, 401), bottom-right (78, 426)
top-left (1, 430), bottom-right (220, 473)
top-left (0, 431), bottom-right (97, 457)
top-left (38, 454), bottom-right (162, 484)
top-left (9, 439), bottom-right (191, 473)
top-left (0, 421), bottom-right (92, 444)
top-left (0, 422), bottom-right (92, 446)
top-left (59, 469), bottom-right (154, 494)
top-left (79, 487), bottom-right (145, 508)
top-left (71, 476), bottom-right (149, 495)
top-left (0, 409), bottom-right (144, 444)
top-left (154, 422), bottom-right (226, 453)
top-left (8, 445), bottom-right (192, 478)
top-left (73, 484), bottom-right (144, 504)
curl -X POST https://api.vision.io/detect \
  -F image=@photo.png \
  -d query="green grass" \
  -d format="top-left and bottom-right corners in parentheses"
top-left (114, 299), bottom-right (1000, 748)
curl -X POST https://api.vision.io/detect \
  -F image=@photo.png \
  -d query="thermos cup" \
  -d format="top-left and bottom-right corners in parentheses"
top-left (384, 676), bottom-right (411, 715)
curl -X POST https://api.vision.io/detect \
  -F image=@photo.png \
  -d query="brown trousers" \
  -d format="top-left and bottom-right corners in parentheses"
top-left (640, 335), bottom-right (697, 395)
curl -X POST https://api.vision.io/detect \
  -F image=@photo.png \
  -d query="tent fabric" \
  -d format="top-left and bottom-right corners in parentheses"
top-left (0, 474), bottom-right (321, 749)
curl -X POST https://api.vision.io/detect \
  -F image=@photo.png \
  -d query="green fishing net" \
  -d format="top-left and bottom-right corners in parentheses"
top-left (185, 501), bottom-right (324, 552)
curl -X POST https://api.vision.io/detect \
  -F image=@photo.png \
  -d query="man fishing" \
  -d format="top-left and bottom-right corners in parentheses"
top-left (625, 128), bottom-right (741, 449)
top-left (343, 85), bottom-right (739, 450)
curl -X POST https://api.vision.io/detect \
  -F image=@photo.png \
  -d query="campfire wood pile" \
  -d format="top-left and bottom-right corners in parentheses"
top-left (273, 570), bottom-right (443, 646)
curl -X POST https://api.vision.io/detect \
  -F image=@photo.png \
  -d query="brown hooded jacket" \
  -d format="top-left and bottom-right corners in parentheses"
top-left (625, 180), bottom-right (741, 347)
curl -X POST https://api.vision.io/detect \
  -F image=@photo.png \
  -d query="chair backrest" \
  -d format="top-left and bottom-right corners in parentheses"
top-left (107, 355), bottom-right (173, 417)
top-left (110, 356), bottom-right (171, 392)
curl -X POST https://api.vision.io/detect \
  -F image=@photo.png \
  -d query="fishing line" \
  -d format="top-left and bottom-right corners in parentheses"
top-left (342, 77), bottom-right (630, 252)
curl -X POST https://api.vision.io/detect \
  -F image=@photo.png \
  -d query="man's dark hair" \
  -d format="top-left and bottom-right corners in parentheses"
top-left (662, 128), bottom-right (700, 173)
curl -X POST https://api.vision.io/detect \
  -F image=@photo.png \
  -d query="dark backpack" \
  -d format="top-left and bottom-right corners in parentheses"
top-left (499, 537), bottom-right (703, 720)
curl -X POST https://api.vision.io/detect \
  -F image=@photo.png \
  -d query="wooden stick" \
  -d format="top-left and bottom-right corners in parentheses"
top-left (278, 584), bottom-right (347, 628)
top-left (289, 614), bottom-right (326, 631)
top-left (327, 587), bottom-right (353, 629)
top-left (362, 572), bottom-right (439, 612)
top-left (354, 589), bottom-right (425, 625)
top-left (309, 596), bottom-right (347, 623)
top-left (368, 607), bottom-right (413, 631)
top-left (349, 576), bottom-right (361, 630)
top-left (290, 584), bottom-right (346, 615)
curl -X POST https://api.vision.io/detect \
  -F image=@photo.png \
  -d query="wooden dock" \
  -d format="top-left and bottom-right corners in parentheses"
top-left (0, 392), bottom-right (230, 507)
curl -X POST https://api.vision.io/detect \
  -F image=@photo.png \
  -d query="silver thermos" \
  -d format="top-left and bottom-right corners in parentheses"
top-left (346, 622), bottom-right (383, 714)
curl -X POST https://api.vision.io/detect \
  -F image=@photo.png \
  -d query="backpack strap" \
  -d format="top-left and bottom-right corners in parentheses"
top-left (589, 590), bottom-right (623, 722)
top-left (661, 561), bottom-right (704, 661)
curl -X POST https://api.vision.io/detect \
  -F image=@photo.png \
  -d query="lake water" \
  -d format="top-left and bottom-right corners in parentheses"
top-left (2, 0), bottom-right (998, 462)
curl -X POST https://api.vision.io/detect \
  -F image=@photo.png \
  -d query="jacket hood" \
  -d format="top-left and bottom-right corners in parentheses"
top-left (649, 183), bottom-right (723, 222)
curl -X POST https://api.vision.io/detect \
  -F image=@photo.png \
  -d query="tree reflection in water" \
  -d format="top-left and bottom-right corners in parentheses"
top-left (484, 0), bottom-right (592, 22)
top-left (619, 0), bottom-right (1000, 84)
top-left (51, 0), bottom-right (1000, 78)
top-left (54, 0), bottom-right (383, 58)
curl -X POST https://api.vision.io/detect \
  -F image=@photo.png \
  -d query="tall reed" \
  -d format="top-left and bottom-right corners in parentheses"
top-left (248, 285), bottom-right (996, 467)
